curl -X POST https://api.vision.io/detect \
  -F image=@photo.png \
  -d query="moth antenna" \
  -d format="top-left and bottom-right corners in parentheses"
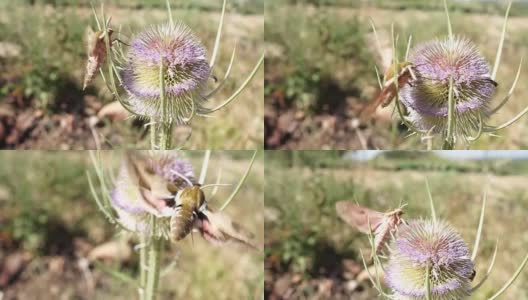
top-left (105, 16), bottom-right (112, 28)
top-left (408, 67), bottom-right (417, 81)
top-left (200, 183), bottom-right (232, 189)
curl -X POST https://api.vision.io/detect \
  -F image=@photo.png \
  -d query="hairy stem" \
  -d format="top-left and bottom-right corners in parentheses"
top-left (442, 76), bottom-right (455, 149)
top-left (139, 234), bottom-right (148, 295)
top-left (142, 60), bottom-right (169, 300)
top-left (144, 217), bottom-right (163, 300)
top-left (158, 59), bottom-right (172, 150)
top-left (150, 118), bottom-right (157, 149)
top-left (425, 264), bottom-right (432, 300)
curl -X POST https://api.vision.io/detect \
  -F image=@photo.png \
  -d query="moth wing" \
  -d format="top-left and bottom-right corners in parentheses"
top-left (373, 219), bottom-right (391, 254)
top-left (336, 201), bottom-right (384, 233)
top-left (200, 210), bottom-right (260, 251)
top-left (125, 152), bottom-right (173, 199)
top-left (139, 187), bottom-right (173, 217)
top-left (359, 84), bottom-right (396, 121)
top-left (373, 212), bottom-right (405, 254)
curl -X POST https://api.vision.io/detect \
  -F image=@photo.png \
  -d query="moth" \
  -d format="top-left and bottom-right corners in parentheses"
top-left (126, 152), bottom-right (259, 250)
top-left (170, 184), bottom-right (259, 251)
top-left (83, 26), bottom-right (114, 91)
top-left (336, 201), bottom-right (405, 254)
top-left (124, 151), bottom-right (177, 217)
top-left (359, 61), bottom-right (417, 121)
top-left (170, 185), bottom-right (206, 242)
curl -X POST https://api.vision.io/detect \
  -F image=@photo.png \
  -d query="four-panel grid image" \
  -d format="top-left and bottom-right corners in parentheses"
top-left (1, 0), bottom-right (528, 299)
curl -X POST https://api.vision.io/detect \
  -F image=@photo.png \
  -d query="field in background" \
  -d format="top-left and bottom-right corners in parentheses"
top-left (265, 0), bottom-right (528, 149)
top-left (0, 1), bottom-right (263, 149)
top-left (0, 151), bottom-right (263, 299)
top-left (265, 151), bottom-right (528, 299)
top-left (18, 0), bottom-right (264, 14)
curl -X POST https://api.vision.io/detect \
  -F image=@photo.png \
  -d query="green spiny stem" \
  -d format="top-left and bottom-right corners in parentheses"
top-left (150, 118), bottom-right (157, 149)
top-left (158, 59), bottom-right (172, 150)
top-left (425, 263), bottom-right (432, 300)
top-left (158, 121), bottom-right (173, 150)
top-left (139, 233), bottom-right (148, 299)
top-left (442, 76), bottom-right (455, 150)
top-left (142, 61), bottom-right (169, 300)
top-left (144, 217), bottom-right (163, 300)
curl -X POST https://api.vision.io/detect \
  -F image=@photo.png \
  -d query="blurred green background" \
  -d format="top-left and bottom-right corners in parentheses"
top-left (0, 0), bottom-right (263, 149)
top-left (265, 150), bottom-right (528, 299)
top-left (0, 150), bottom-right (263, 299)
top-left (265, 0), bottom-right (528, 149)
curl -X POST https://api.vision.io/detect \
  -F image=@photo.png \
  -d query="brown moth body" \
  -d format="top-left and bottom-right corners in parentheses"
top-left (359, 61), bottom-right (416, 121)
top-left (372, 208), bottom-right (404, 254)
top-left (83, 27), bottom-right (114, 90)
top-left (170, 185), bottom-right (206, 242)
top-left (336, 201), bottom-right (405, 254)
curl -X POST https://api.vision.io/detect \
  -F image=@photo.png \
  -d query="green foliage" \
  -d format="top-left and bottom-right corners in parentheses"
top-left (0, 4), bottom-right (88, 111)
top-left (0, 153), bottom-right (96, 253)
top-left (265, 152), bottom-right (360, 275)
top-left (265, 5), bottom-right (372, 114)
top-left (9, 208), bottom-right (50, 252)
top-left (266, 150), bottom-right (346, 169)
top-left (283, 67), bottom-right (322, 113)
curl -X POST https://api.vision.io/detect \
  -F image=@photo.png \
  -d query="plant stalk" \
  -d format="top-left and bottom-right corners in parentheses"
top-left (150, 118), bottom-right (157, 149)
top-left (144, 217), bottom-right (163, 300)
top-left (142, 60), bottom-right (169, 300)
top-left (442, 76), bottom-right (455, 150)
top-left (139, 233), bottom-right (148, 300)
top-left (159, 59), bottom-right (172, 150)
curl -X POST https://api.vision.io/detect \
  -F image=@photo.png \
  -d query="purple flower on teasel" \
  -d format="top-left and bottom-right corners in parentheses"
top-left (122, 22), bottom-right (211, 124)
top-left (385, 219), bottom-right (474, 299)
top-left (110, 152), bottom-right (196, 234)
top-left (401, 37), bottom-right (497, 139)
top-left (149, 153), bottom-right (196, 185)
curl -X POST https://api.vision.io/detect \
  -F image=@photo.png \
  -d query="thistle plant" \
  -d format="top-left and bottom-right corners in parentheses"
top-left (87, 150), bottom-right (259, 300)
top-left (371, 0), bottom-right (527, 150)
top-left (385, 220), bottom-right (475, 299)
top-left (351, 182), bottom-right (528, 300)
top-left (89, 0), bottom-right (264, 149)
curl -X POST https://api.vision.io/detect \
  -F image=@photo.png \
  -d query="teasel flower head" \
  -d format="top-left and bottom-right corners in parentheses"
top-left (385, 219), bottom-right (474, 300)
top-left (89, 0), bottom-right (264, 149)
top-left (121, 22), bottom-right (211, 124)
top-left (401, 37), bottom-right (497, 140)
top-left (110, 152), bottom-right (195, 235)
